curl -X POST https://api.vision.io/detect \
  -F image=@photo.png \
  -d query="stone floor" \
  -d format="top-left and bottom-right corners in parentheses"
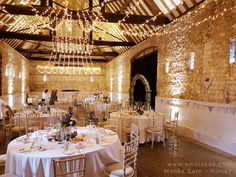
top-left (137, 138), bottom-right (236, 177)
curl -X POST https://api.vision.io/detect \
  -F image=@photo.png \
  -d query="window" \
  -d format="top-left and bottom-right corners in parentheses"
top-left (229, 38), bottom-right (235, 64)
top-left (189, 52), bottom-right (195, 70)
top-left (165, 61), bottom-right (170, 73)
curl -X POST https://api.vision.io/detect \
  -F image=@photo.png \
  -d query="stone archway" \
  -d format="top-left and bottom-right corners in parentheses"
top-left (130, 74), bottom-right (151, 110)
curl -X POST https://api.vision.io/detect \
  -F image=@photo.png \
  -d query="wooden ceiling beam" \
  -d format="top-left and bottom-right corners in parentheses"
top-left (16, 48), bottom-right (119, 56)
top-left (29, 57), bottom-right (109, 63)
top-left (41, 0), bottom-right (47, 6)
top-left (143, 0), bottom-right (162, 16)
top-left (119, 0), bottom-right (132, 13)
top-left (0, 4), bottom-right (170, 25)
top-left (0, 31), bottom-right (135, 46)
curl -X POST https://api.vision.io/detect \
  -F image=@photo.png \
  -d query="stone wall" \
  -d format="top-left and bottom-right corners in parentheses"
top-left (106, 0), bottom-right (236, 104)
top-left (29, 60), bottom-right (107, 92)
top-left (0, 41), bottom-right (30, 96)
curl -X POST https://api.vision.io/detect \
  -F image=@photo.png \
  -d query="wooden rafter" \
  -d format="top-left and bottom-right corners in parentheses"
top-left (0, 31), bottom-right (135, 46)
top-left (0, 4), bottom-right (170, 26)
top-left (41, 0), bottom-right (47, 6)
top-left (119, 0), bottom-right (133, 13)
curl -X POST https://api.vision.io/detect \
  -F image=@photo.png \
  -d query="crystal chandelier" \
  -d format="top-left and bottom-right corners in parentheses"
top-left (5, 49), bottom-right (15, 78)
top-left (37, 3), bottom-right (101, 76)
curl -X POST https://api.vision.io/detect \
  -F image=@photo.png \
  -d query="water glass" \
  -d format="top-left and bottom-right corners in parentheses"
top-left (63, 141), bottom-right (69, 151)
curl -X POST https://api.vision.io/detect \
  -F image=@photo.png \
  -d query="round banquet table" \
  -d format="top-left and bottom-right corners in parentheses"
top-left (5, 127), bottom-right (123, 177)
top-left (110, 111), bottom-right (163, 143)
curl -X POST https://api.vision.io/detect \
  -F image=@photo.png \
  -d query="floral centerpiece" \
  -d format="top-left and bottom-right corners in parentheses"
top-left (59, 113), bottom-right (76, 128)
top-left (134, 102), bottom-right (145, 115)
top-left (58, 113), bottom-right (77, 140)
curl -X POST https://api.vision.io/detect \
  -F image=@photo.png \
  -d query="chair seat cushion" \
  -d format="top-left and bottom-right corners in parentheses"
top-left (164, 123), bottom-right (175, 129)
top-left (146, 127), bottom-right (162, 133)
top-left (104, 162), bottom-right (134, 177)
top-left (0, 174), bottom-right (17, 177)
top-left (11, 126), bottom-right (25, 133)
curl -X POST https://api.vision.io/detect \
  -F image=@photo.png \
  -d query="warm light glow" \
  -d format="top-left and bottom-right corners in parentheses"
top-left (109, 92), bottom-right (113, 102)
top-left (21, 60), bottom-right (26, 93)
top-left (90, 76), bottom-right (94, 82)
top-left (37, 65), bottom-right (101, 75)
top-left (117, 64), bottom-right (123, 102)
top-left (21, 93), bottom-right (25, 104)
top-left (8, 94), bottom-right (13, 108)
top-left (229, 38), bottom-right (235, 64)
top-left (189, 52), bottom-right (195, 70)
top-left (109, 67), bottom-right (114, 102)
top-left (8, 78), bottom-right (13, 94)
top-left (43, 75), bottom-right (47, 82)
top-left (5, 49), bottom-right (15, 78)
top-left (170, 73), bottom-right (186, 96)
top-left (165, 61), bottom-right (170, 73)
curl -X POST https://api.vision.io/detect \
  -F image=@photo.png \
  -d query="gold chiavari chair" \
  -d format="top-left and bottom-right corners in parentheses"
top-left (52, 154), bottom-right (87, 177)
top-left (0, 159), bottom-right (17, 177)
top-left (104, 117), bottom-right (118, 133)
top-left (0, 154), bottom-right (6, 169)
top-left (104, 137), bottom-right (139, 177)
top-left (26, 113), bottom-right (41, 133)
top-left (6, 114), bottom-right (26, 140)
top-left (0, 133), bottom-right (5, 170)
top-left (97, 111), bottom-right (106, 127)
top-left (121, 114), bottom-right (132, 142)
top-left (0, 173), bottom-right (17, 177)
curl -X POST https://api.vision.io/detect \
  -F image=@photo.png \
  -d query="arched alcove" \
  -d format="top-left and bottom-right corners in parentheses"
top-left (130, 74), bottom-right (151, 110)
top-left (130, 49), bottom-right (158, 109)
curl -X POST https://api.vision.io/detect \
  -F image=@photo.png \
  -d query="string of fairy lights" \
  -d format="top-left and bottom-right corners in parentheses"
top-left (0, 0), bottom-right (235, 75)
top-left (35, 0), bottom-right (102, 75)
top-left (0, 0), bottom-right (234, 36)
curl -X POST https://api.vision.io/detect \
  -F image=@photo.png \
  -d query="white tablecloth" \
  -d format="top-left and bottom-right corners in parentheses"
top-left (5, 128), bottom-right (123, 177)
top-left (110, 111), bottom-right (163, 143)
top-left (15, 108), bottom-right (66, 127)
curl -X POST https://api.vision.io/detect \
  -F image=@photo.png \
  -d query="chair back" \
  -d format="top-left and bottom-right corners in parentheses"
top-left (153, 116), bottom-right (164, 131)
top-left (13, 114), bottom-right (26, 135)
top-left (106, 118), bottom-right (118, 132)
top-left (52, 154), bottom-right (87, 177)
top-left (123, 137), bottom-right (139, 176)
top-left (26, 113), bottom-right (41, 133)
top-left (121, 117), bottom-right (132, 130)
top-left (172, 111), bottom-right (179, 128)
top-left (164, 108), bottom-right (172, 123)
top-left (130, 124), bottom-right (139, 140)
